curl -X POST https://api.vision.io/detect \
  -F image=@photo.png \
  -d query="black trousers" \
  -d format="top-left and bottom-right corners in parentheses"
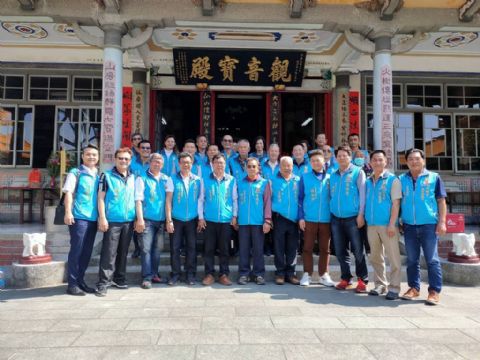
top-left (97, 221), bottom-right (133, 286)
top-left (273, 213), bottom-right (299, 277)
top-left (170, 218), bottom-right (197, 278)
top-left (204, 221), bottom-right (231, 276)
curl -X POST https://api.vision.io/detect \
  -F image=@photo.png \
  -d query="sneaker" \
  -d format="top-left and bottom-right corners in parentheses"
top-left (78, 282), bottom-right (96, 294)
top-left (202, 274), bottom-right (215, 286)
top-left (66, 286), bottom-right (86, 296)
top-left (218, 274), bottom-right (232, 286)
top-left (355, 279), bottom-right (368, 293)
top-left (369, 285), bottom-right (386, 296)
top-left (275, 276), bottom-right (285, 285)
top-left (238, 275), bottom-right (248, 285)
top-left (300, 273), bottom-right (311, 286)
top-left (151, 275), bottom-right (162, 284)
top-left (95, 285), bottom-right (108, 297)
top-left (186, 277), bottom-right (196, 286)
top-left (385, 291), bottom-right (400, 300)
top-left (167, 276), bottom-right (179, 286)
top-left (286, 275), bottom-right (300, 285)
top-left (335, 279), bottom-right (352, 290)
top-left (111, 281), bottom-right (128, 289)
top-left (401, 287), bottom-right (420, 300)
top-left (255, 276), bottom-right (266, 285)
top-left (425, 290), bottom-right (440, 306)
top-left (319, 273), bottom-right (335, 287)
top-left (141, 280), bottom-right (152, 289)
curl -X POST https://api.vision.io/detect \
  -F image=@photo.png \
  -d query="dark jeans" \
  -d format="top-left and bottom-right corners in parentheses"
top-left (138, 220), bottom-right (163, 281)
top-left (273, 213), bottom-right (299, 277)
top-left (331, 215), bottom-right (368, 282)
top-left (204, 221), bottom-right (231, 276)
top-left (97, 221), bottom-right (133, 286)
top-left (404, 224), bottom-right (442, 293)
top-left (238, 225), bottom-right (265, 277)
top-left (67, 219), bottom-right (97, 287)
top-left (170, 218), bottom-right (197, 278)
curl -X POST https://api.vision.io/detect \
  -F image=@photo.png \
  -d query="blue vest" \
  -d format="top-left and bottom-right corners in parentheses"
top-left (171, 173), bottom-right (201, 222)
top-left (191, 159), bottom-right (202, 177)
top-left (302, 172), bottom-right (331, 223)
top-left (237, 176), bottom-right (268, 226)
top-left (194, 152), bottom-right (207, 164)
top-left (325, 161), bottom-right (339, 176)
top-left (365, 172), bottom-right (396, 226)
top-left (329, 165), bottom-right (362, 218)
top-left (140, 171), bottom-right (169, 221)
top-left (229, 156), bottom-right (248, 181)
top-left (249, 152), bottom-right (268, 163)
top-left (103, 169), bottom-right (136, 222)
top-left (222, 150), bottom-right (237, 161)
top-left (203, 173), bottom-right (236, 223)
top-left (200, 160), bottom-right (214, 179)
top-left (160, 150), bottom-right (179, 177)
top-left (130, 158), bottom-right (149, 177)
top-left (261, 160), bottom-right (279, 181)
top-left (400, 171), bottom-right (439, 225)
top-left (71, 167), bottom-right (99, 222)
top-left (293, 159), bottom-right (311, 177)
top-left (271, 173), bottom-right (300, 222)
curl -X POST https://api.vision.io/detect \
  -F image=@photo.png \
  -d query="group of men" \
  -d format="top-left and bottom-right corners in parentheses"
top-left (63, 131), bottom-right (447, 306)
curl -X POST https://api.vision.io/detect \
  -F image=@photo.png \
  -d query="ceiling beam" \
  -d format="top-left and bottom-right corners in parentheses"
top-left (290, 0), bottom-right (303, 18)
top-left (459, 0), bottom-right (480, 22)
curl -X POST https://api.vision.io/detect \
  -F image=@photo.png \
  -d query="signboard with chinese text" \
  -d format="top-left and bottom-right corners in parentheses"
top-left (173, 48), bottom-right (306, 87)
top-left (380, 65), bottom-right (394, 168)
top-left (269, 93), bottom-right (281, 145)
top-left (121, 87), bottom-right (132, 147)
top-left (338, 89), bottom-right (349, 145)
top-left (101, 60), bottom-right (116, 165)
top-left (200, 91), bottom-right (215, 143)
top-left (133, 86), bottom-right (144, 135)
top-left (349, 91), bottom-right (359, 134)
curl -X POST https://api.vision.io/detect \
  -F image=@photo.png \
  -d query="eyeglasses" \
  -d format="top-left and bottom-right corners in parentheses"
top-left (247, 165), bottom-right (257, 169)
top-left (116, 157), bottom-right (131, 161)
top-left (223, 139), bottom-right (233, 143)
top-left (140, 146), bottom-right (151, 150)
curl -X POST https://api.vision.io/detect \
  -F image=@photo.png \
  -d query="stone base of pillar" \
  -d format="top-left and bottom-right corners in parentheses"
top-left (11, 261), bottom-right (66, 288)
top-left (19, 254), bottom-right (52, 265)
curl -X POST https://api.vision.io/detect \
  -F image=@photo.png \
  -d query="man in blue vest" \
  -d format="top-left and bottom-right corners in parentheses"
top-left (400, 148), bottom-right (447, 305)
top-left (201, 144), bottom-right (219, 180)
top-left (96, 148), bottom-right (136, 297)
top-left (229, 139), bottom-right (249, 180)
top-left (271, 157), bottom-right (301, 285)
top-left (365, 150), bottom-right (402, 300)
top-left (322, 144), bottom-right (339, 175)
top-left (195, 134), bottom-right (208, 164)
top-left (130, 139), bottom-right (152, 259)
top-left (131, 133), bottom-right (143, 161)
top-left (198, 154), bottom-right (238, 286)
top-left (63, 144), bottom-right (100, 296)
top-left (237, 157), bottom-right (272, 285)
top-left (261, 143), bottom-right (280, 181)
top-left (292, 144), bottom-right (311, 177)
top-left (348, 133), bottom-right (370, 163)
top-left (134, 153), bottom-right (172, 289)
top-left (221, 134), bottom-right (237, 161)
top-left (329, 146), bottom-right (368, 293)
top-left (298, 149), bottom-right (335, 287)
top-left (183, 139), bottom-right (202, 176)
top-left (165, 152), bottom-right (202, 286)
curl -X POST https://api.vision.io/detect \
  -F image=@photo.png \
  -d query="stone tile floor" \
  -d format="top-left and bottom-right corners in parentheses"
top-left (0, 282), bottom-right (479, 359)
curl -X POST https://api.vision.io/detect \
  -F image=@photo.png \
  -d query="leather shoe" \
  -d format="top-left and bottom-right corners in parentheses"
top-left (78, 282), bottom-right (96, 294)
top-left (425, 290), bottom-right (440, 305)
top-left (218, 274), bottom-right (232, 286)
top-left (67, 286), bottom-right (86, 296)
top-left (202, 274), bottom-right (215, 286)
top-left (275, 276), bottom-right (285, 285)
top-left (286, 275), bottom-right (300, 285)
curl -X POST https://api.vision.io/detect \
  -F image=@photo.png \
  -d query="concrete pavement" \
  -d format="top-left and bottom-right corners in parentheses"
top-left (0, 282), bottom-right (479, 360)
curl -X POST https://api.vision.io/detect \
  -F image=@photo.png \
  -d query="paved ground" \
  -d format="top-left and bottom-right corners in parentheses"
top-left (1, 281), bottom-right (480, 360)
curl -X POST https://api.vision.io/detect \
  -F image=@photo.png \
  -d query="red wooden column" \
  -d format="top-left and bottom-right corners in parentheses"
top-left (324, 92), bottom-right (333, 145)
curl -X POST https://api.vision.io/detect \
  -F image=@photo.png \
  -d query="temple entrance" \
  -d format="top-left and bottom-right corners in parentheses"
top-left (215, 93), bottom-right (266, 146)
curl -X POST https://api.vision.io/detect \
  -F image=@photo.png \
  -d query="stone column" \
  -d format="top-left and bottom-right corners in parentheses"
top-left (333, 73), bottom-right (350, 146)
top-left (131, 69), bottom-right (148, 137)
top-left (100, 25), bottom-right (124, 169)
top-left (373, 34), bottom-right (394, 167)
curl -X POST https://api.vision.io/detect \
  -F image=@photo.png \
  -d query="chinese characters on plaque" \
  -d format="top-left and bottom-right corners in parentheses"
top-left (201, 91), bottom-right (213, 141)
top-left (121, 87), bottom-right (132, 147)
top-left (338, 89), bottom-right (350, 145)
top-left (380, 65), bottom-right (394, 168)
top-left (133, 87), bottom-right (144, 135)
top-left (349, 91), bottom-right (360, 135)
top-left (173, 49), bottom-right (306, 87)
top-left (101, 60), bottom-right (116, 164)
top-left (270, 93), bottom-right (281, 144)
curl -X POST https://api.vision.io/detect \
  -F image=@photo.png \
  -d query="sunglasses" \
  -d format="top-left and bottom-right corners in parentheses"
top-left (140, 146), bottom-right (151, 150)
top-left (223, 139), bottom-right (233, 143)
top-left (116, 157), bottom-right (131, 161)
